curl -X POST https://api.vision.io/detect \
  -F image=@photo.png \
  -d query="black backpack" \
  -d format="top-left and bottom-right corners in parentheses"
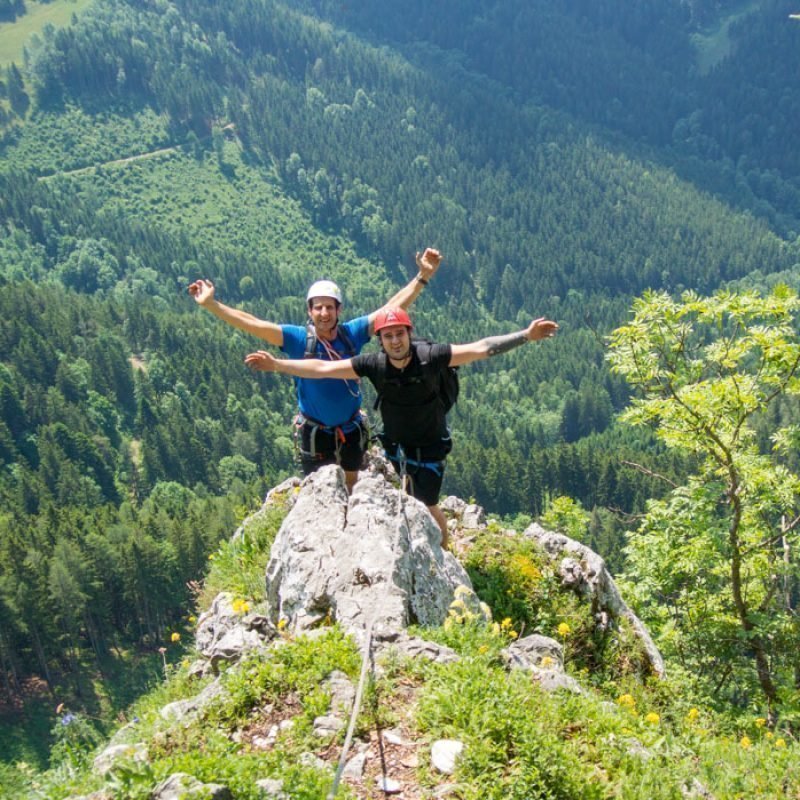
top-left (374, 339), bottom-right (459, 413)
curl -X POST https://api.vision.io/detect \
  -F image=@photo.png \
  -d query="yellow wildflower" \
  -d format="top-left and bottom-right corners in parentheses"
top-left (644, 712), bottom-right (660, 725)
top-left (775, 738), bottom-right (786, 748)
top-left (740, 736), bottom-right (752, 749)
top-left (450, 597), bottom-right (466, 609)
top-left (501, 618), bottom-right (513, 630)
top-left (557, 622), bottom-right (571, 638)
top-left (170, 632), bottom-right (180, 643)
top-left (478, 645), bottom-right (489, 654)
top-left (765, 731), bottom-right (774, 739)
top-left (686, 707), bottom-right (699, 722)
top-left (540, 656), bottom-right (554, 668)
top-left (232, 598), bottom-right (251, 614)
top-left (277, 617), bottom-right (288, 630)
top-left (508, 630), bottom-right (518, 639)
top-left (617, 694), bottom-right (636, 709)
top-left (755, 717), bottom-right (766, 728)
top-left (188, 615), bottom-right (197, 624)
top-left (510, 554), bottom-right (541, 581)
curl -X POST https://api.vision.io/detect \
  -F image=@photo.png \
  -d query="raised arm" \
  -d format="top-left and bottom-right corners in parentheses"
top-left (189, 279), bottom-right (283, 346)
top-left (367, 248), bottom-right (442, 334)
top-left (245, 350), bottom-right (358, 380)
top-left (449, 318), bottom-right (559, 367)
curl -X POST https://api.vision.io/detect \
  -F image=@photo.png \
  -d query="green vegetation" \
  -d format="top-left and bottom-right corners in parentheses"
top-left (200, 502), bottom-right (288, 607)
top-left (0, 0), bottom-right (94, 68)
top-left (690, 0), bottom-right (760, 75)
top-left (12, 545), bottom-right (798, 799)
top-left (610, 287), bottom-right (800, 721)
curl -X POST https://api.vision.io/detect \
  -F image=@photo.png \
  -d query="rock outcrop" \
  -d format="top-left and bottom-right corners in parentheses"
top-left (523, 523), bottom-right (665, 677)
top-left (72, 463), bottom-right (669, 800)
top-left (265, 465), bottom-right (473, 643)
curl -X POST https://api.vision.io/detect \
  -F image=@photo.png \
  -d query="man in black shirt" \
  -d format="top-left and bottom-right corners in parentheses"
top-left (245, 307), bottom-right (558, 547)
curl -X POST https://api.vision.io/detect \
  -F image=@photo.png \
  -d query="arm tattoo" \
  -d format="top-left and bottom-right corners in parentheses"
top-left (484, 330), bottom-right (529, 357)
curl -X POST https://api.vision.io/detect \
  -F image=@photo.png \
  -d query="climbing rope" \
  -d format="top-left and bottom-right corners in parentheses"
top-left (327, 614), bottom-right (376, 799)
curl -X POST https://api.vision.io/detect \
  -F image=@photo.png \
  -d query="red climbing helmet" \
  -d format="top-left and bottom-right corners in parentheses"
top-left (374, 307), bottom-right (413, 333)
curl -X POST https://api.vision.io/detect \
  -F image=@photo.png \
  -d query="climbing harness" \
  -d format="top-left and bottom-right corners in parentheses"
top-left (382, 441), bottom-right (446, 496)
top-left (293, 410), bottom-right (369, 466)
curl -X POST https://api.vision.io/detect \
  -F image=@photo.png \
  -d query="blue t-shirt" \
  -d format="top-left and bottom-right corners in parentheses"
top-left (280, 316), bottom-right (371, 427)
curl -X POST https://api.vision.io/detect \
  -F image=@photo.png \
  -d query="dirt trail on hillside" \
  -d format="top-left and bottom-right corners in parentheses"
top-left (39, 145), bottom-right (178, 179)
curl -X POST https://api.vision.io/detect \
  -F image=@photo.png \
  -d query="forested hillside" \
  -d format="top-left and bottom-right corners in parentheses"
top-left (298, 0), bottom-right (800, 235)
top-left (1, 0), bottom-right (799, 776)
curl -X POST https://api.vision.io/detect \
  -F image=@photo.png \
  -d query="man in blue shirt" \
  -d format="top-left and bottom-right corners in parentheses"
top-left (188, 249), bottom-right (441, 491)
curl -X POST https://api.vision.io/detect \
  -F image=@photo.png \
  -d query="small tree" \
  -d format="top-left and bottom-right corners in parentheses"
top-left (608, 287), bottom-right (800, 723)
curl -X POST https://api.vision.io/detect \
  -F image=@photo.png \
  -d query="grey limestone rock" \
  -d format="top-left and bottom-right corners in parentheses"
top-left (682, 777), bottom-right (716, 799)
top-left (431, 739), bottom-right (464, 774)
top-left (160, 677), bottom-right (226, 723)
top-left (92, 742), bottom-right (148, 776)
top-left (312, 714), bottom-right (345, 737)
top-left (255, 777), bottom-right (289, 798)
top-left (377, 632), bottom-right (459, 665)
top-left (325, 669), bottom-right (356, 715)
top-left (342, 749), bottom-right (368, 780)
top-left (195, 592), bottom-right (273, 667)
top-left (151, 773), bottom-right (232, 800)
top-left (501, 632), bottom-right (582, 692)
top-left (265, 466), bottom-right (475, 641)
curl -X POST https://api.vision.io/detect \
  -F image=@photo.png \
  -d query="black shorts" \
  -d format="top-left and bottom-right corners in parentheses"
top-left (297, 416), bottom-right (368, 474)
top-left (381, 436), bottom-right (452, 507)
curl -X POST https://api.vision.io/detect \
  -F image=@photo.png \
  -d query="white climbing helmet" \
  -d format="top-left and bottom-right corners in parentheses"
top-left (306, 280), bottom-right (343, 305)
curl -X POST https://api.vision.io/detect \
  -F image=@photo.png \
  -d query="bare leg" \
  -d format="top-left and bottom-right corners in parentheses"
top-left (344, 470), bottom-right (358, 494)
top-left (428, 504), bottom-right (449, 549)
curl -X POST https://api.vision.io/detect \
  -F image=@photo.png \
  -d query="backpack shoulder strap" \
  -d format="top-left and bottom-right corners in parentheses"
top-left (336, 325), bottom-right (357, 357)
top-left (304, 324), bottom-right (318, 359)
top-left (372, 352), bottom-right (390, 410)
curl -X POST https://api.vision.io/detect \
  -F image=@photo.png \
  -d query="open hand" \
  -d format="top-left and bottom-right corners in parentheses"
top-left (244, 350), bottom-right (278, 372)
top-left (526, 318), bottom-right (559, 341)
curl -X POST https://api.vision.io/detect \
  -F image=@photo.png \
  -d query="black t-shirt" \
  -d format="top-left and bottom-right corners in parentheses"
top-left (352, 342), bottom-right (453, 447)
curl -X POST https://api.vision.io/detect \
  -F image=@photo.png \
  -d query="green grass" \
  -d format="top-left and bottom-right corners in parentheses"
top-left (0, 0), bottom-right (94, 68)
top-left (690, 0), bottom-right (759, 75)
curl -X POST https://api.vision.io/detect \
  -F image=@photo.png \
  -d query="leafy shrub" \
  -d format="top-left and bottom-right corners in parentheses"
top-left (207, 627), bottom-right (360, 730)
top-left (464, 531), bottom-right (650, 684)
top-left (200, 503), bottom-right (287, 605)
